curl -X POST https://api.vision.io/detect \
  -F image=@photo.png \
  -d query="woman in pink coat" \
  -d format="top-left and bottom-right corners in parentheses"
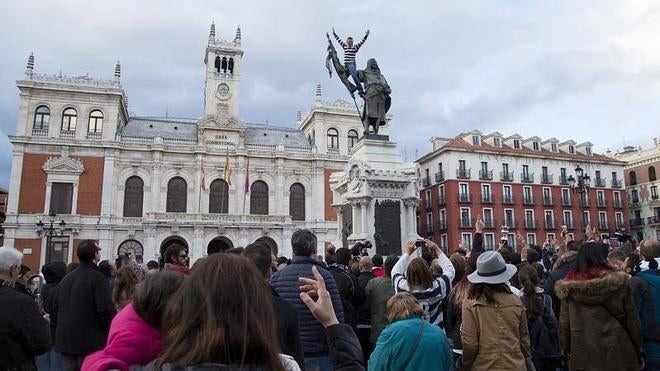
top-left (82, 271), bottom-right (185, 371)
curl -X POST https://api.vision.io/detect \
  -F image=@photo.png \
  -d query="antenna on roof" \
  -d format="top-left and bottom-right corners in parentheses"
top-left (165, 106), bottom-right (169, 118)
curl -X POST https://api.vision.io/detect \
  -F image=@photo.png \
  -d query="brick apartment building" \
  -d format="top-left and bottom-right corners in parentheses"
top-left (416, 130), bottom-right (629, 252)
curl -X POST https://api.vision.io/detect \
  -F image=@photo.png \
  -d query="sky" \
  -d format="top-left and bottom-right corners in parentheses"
top-left (1, 0), bottom-right (659, 189)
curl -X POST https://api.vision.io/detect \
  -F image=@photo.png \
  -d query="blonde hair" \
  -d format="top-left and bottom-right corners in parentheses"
top-left (387, 292), bottom-right (424, 322)
top-left (359, 256), bottom-right (373, 272)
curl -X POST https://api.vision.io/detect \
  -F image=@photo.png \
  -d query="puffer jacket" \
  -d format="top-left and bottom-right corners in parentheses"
top-left (271, 256), bottom-right (344, 357)
top-left (544, 250), bottom-right (577, 316)
top-left (556, 270), bottom-right (643, 371)
top-left (461, 291), bottom-right (531, 370)
top-left (631, 268), bottom-right (660, 359)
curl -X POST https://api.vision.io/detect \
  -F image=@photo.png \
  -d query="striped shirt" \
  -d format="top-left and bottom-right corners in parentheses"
top-left (334, 32), bottom-right (368, 64)
top-left (392, 253), bottom-right (455, 328)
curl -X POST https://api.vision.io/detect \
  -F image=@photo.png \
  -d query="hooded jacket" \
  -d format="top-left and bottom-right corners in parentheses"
top-left (556, 270), bottom-right (643, 371)
top-left (41, 261), bottom-right (66, 341)
top-left (630, 267), bottom-right (660, 359)
top-left (543, 250), bottom-right (577, 316)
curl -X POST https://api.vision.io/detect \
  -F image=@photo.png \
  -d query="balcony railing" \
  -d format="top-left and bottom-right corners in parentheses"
top-left (611, 179), bottom-right (622, 189)
top-left (502, 195), bottom-right (515, 205)
top-left (500, 171), bottom-right (514, 182)
top-left (424, 199), bottom-right (432, 210)
top-left (541, 174), bottom-right (554, 185)
top-left (597, 199), bottom-right (607, 208)
top-left (437, 220), bottom-right (448, 230)
top-left (562, 197), bottom-right (571, 207)
top-left (32, 128), bottom-right (48, 137)
top-left (458, 193), bottom-right (472, 203)
top-left (632, 197), bottom-right (640, 205)
top-left (564, 220), bottom-right (575, 230)
top-left (616, 221), bottom-right (626, 229)
top-left (481, 193), bottom-right (493, 204)
top-left (438, 195), bottom-right (446, 206)
top-left (502, 220), bottom-right (516, 229)
top-left (426, 225), bottom-right (434, 234)
top-left (545, 219), bottom-right (556, 230)
top-left (648, 216), bottom-right (660, 226)
top-left (59, 130), bottom-right (76, 139)
top-left (599, 221), bottom-right (609, 230)
top-left (457, 168), bottom-right (471, 179)
top-left (86, 131), bottom-right (102, 140)
top-left (614, 199), bottom-right (622, 208)
top-left (525, 219), bottom-right (538, 229)
top-left (559, 176), bottom-right (569, 186)
top-left (523, 196), bottom-right (534, 205)
top-left (435, 171), bottom-right (445, 183)
top-left (543, 196), bottom-right (553, 206)
top-left (479, 170), bottom-right (493, 180)
top-left (630, 218), bottom-right (645, 227)
top-left (580, 198), bottom-right (591, 208)
top-left (521, 173), bottom-right (535, 183)
top-left (484, 218), bottom-right (497, 229)
top-left (422, 177), bottom-right (431, 187)
top-left (459, 218), bottom-right (474, 228)
top-left (595, 178), bottom-right (607, 188)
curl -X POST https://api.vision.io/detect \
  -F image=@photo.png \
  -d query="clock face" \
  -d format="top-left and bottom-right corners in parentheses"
top-left (216, 83), bottom-right (230, 99)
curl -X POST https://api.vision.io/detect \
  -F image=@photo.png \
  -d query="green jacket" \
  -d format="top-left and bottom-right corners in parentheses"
top-left (368, 316), bottom-right (451, 371)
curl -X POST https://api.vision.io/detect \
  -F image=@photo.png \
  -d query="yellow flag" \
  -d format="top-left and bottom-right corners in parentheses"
top-left (224, 148), bottom-right (232, 185)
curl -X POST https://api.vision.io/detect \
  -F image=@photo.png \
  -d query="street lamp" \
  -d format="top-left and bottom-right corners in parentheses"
top-left (567, 165), bottom-right (590, 193)
top-left (35, 213), bottom-right (67, 263)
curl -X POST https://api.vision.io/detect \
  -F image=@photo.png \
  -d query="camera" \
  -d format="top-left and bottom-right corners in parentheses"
top-left (415, 240), bottom-right (426, 248)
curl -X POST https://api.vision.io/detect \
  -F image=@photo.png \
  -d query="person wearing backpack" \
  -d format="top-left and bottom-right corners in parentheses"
top-left (631, 240), bottom-right (660, 371)
top-left (329, 247), bottom-right (364, 329)
top-left (518, 263), bottom-right (560, 371)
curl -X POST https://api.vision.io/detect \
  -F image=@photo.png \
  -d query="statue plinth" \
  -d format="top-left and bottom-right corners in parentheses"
top-left (330, 138), bottom-right (420, 256)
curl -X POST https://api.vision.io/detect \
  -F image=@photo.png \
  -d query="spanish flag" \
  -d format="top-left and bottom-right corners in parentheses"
top-left (224, 148), bottom-right (232, 185)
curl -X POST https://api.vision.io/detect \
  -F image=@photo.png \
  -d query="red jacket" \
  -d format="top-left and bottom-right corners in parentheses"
top-left (82, 303), bottom-right (161, 371)
top-left (372, 267), bottom-right (384, 278)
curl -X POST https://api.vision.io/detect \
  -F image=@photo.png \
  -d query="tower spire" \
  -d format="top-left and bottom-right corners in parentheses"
top-left (234, 25), bottom-right (241, 44)
top-left (209, 22), bottom-right (216, 43)
top-left (315, 83), bottom-right (322, 102)
top-left (114, 61), bottom-right (121, 82)
top-left (25, 52), bottom-right (34, 78)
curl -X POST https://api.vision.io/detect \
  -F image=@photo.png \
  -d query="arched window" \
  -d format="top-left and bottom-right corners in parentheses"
top-left (33, 106), bottom-right (50, 130)
top-left (250, 180), bottom-right (269, 215)
top-left (289, 183), bottom-right (305, 221)
top-left (327, 128), bottom-right (339, 149)
top-left (650, 166), bottom-right (657, 182)
top-left (629, 171), bottom-right (637, 186)
top-left (166, 177), bottom-right (187, 212)
top-left (228, 58), bottom-right (234, 74)
top-left (348, 129), bottom-right (359, 150)
top-left (123, 176), bottom-right (144, 217)
top-left (209, 179), bottom-right (229, 213)
top-left (61, 108), bottom-right (77, 132)
top-left (118, 240), bottom-right (144, 263)
top-left (221, 57), bottom-right (228, 73)
top-left (214, 56), bottom-right (221, 73)
top-left (88, 110), bottom-right (103, 133)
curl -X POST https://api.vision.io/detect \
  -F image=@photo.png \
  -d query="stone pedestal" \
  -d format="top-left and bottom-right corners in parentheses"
top-left (330, 138), bottom-right (420, 256)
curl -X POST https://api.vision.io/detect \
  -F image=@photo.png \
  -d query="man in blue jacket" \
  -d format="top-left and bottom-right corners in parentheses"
top-left (271, 229), bottom-right (344, 371)
top-left (631, 239), bottom-right (660, 370)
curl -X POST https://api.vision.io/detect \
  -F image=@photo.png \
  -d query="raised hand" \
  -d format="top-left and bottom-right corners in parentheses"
top-left (426, 238), bottom-right (443, 256)
top-left (299, 266), bottom-right (339, 328)
top-left (405, 240), bottom-right (418, 256)
top-left (475, 217), bottom-right (485, 233)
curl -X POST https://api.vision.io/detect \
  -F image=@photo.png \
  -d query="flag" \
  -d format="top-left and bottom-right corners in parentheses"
top-left (224, 148), bottom-right (232, 185)
top-left (201, 157), bottom-right (207, 192)
top-left (244, 156), bottom-right (250, 194)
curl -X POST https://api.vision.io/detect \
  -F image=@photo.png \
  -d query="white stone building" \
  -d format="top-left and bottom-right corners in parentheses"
top-left (4, 25), bottom-right (365, 269)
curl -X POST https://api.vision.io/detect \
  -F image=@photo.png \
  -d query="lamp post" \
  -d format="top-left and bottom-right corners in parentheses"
top-left (567, 165), bottom-right (590, 194)
top-left (36, 213), bottom-right (67, 263)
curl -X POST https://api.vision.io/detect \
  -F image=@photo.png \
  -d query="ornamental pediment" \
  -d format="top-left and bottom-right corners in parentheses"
top-left (42, 153), bottom-right (85, 175)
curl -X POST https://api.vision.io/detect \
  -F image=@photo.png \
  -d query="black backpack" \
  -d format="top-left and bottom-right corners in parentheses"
top-left (527, 294), bottom-right (561, 369)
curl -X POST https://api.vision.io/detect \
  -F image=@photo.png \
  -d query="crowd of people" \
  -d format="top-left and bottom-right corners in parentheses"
top-left (1, 222), bottom-right (659, 371)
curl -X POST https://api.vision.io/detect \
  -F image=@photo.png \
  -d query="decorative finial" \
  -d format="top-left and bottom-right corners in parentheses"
top-left (315, 83), bottom-right (322, 101)
top-left (114, 61), bottom-right (121, 81)
top-left (296, 110), bottom-right (302, 122)
top-left (209, 22), bottom-right (216, 43)
top-left (234, 25), bottom-right (241, 44)
top-left (25, 52), bottom-right (35, 77)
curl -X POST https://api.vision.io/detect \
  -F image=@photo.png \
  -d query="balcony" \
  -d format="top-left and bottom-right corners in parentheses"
top-left (599, 221), bottom-right (610, 230)
top-left (500, 171), bottom-right (514, 182)
top-left (611, 179), bottom-right (622, 189)
top-left (458, 193), bottom-right (472, 203)
top-left (595, 178), bottom-right (607, 188)
top-left (502, 220), bottom-right (517, 229)
top-left (425, 224), bottom-right (434, 234)
top-left (424, 199), bottom-right (432, 210)
top-left (86, 132), bottom-right (102, 140)
top-left (521, 173), bottom-right (535, 183)
top-left (541, 174), bottom-right (554, 185)
top-left (543, 196), bottom-right (553, 206)
top-left (580, 198), bottom-right (591, 208)
top-left (545, 219), bottom-right (556, 230)
top-left (616, 221), bottom-right (626, 230)
top-left (422, 177), bottom-right (431, 187)
top-left (559, 176), bottom-right (569, 186)
top-left (525, 219), bottom-right (538, 229)
top-left (597, 199), bottom-right (607, 208)
top-left (648, 216), bottom-right (660, 226)
top-left (502, 195), bottom-right (515, 205)
top-left (564, 220), bottom-right (575, 230)
top-left (562, 197), bottom-right (571, 207)
top-left (481, 193), bottom-right (494, 204)
top-left (523, 196), bottom-right (534, 205)
top-left (438, 195), bottom-right (446, 206)
top-left (59, 130), bottom-right (76, 139)
top-left (437, 220), bottom-right (448, 230)
top-left (484, 218), bottom-right (497, 229)
top-left (457, 168), bottom-right (471, 179)
top-left (435, 171), bottom-right (445, 183)
top-left (614, 199), bottom-right (622, 209)
top-left (630, 218), bottom-right (645, 228)
top-left (32, 128), bottom-right (48, 137)
top-left (479, 170), bottom-right (494, 180)
top-left (459, 218), bottom-right (474, 228)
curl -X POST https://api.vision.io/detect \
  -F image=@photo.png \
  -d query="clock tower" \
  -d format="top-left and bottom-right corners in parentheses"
top-left (203, 23), bottom-right (243, 119)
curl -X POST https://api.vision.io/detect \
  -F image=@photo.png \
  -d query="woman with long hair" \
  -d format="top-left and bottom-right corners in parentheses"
top-left (112, 265), bottom-right (139, 311)
top-left (461, 251), bottom-right (531, 370)
top-left (555, 242), bottom-right (643, 370)
top-left (153, 253), bottom-right (298, 370)
top-left (517, 264), bottom-right (559, 371)
top-left (391, 240), bottom-right (455, 327)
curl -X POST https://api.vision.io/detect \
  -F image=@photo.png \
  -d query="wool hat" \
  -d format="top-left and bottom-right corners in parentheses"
top-left (468, 251), bottom-right (517, 284)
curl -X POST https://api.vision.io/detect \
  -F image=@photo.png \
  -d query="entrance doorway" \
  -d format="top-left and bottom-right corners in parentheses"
top-left (255, 236), bottom-right (278, 256)
top-left (160, 236), bottom-right (189, 257)
top-left (207, 237), bottom-right (234, 254)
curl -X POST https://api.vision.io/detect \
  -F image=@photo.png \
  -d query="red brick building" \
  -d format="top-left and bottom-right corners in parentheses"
top-left (416, 130), bottom-right (629, 252)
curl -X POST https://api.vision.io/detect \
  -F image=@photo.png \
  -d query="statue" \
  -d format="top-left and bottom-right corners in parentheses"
top-left (325, 29), bottom-right (391, 138)
top-left (358, 58), bottom-right (391, 136)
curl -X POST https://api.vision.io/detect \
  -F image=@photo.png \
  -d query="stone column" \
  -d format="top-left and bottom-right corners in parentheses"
top-left (360, 198), bottom-right (370, 237)
top-left (145, 228), bottom-right (157, 260)
top-left (333, 205), bottom-right (343, 242)
top-left (351, 200), bottom-right (360, 234)
top-left (193, 227), bottom-right (204, 261)
top-left (100, 151), bottom-right (116, 215)
top-left (6, 147), bottom-right (24, 214)
top-left (403, 198), bottom-right (419, 241)
top-left (150, 162), bottom-right (161, 213)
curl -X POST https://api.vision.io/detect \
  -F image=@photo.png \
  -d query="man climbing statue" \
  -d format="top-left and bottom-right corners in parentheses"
top-left (333, 28), bottom-right (370, 95)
